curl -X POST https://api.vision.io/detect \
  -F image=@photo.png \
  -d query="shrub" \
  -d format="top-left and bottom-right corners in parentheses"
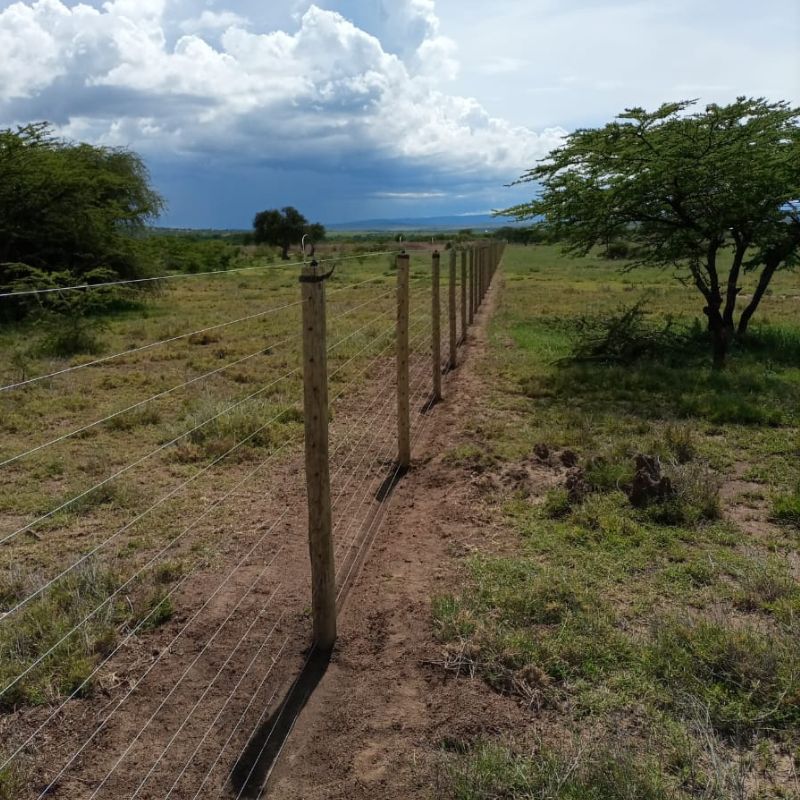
top-left (541, 487), bottom-right (571, 519)
top-left (36, 311), bottom-right (107, 357)
top-left (0, 122), bottom-right (163, 314)
top-left (569, 300), bottom-right (688, 365)
top-left (646, 462), bottom-right (722, 525)
top-left (604, 240), bottom-right (633, 260)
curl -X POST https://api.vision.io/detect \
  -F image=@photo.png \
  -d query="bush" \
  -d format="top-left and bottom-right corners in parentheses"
top-left (36, 311), bottom-right (107, 357)
top-left (604, 240), bottom-right (633, 260)
top-left (0, 122), bottom-right (163, 319)
top-left (646, 462), bottom-right (722, 525)
top-left (569, 300), bottom-right (688, 365)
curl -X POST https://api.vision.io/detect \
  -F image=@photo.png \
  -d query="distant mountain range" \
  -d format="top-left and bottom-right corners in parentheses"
top-left (326, 214), bottom-right (524, 232)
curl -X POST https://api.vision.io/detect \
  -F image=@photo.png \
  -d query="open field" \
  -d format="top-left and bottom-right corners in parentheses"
top-left (1, 242), bottom-right (798, 798)
top-left (0, 245), bottom-right (459, 797)
top-left (431, 246), bottom-right (800, 798)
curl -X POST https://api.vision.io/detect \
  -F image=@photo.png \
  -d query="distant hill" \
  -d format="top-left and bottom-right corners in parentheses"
top-left (326, 214), bottom-right (522, 232)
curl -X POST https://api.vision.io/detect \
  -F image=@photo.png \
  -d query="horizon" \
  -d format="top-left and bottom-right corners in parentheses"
top-left (2, 0), bottom-right (798, 227)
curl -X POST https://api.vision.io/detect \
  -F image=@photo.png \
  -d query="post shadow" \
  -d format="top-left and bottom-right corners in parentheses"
top-left (229, 647), bottom-right (331, 798)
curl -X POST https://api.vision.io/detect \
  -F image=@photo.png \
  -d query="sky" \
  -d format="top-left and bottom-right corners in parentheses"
top-left (1, 0), bottom-right (798, 228)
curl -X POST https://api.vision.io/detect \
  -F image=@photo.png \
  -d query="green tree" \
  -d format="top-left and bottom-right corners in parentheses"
top-left (504, 98), bottom-right (800, 366)
top-left (0, 122), bottom-right (164, 285)
top-left (252, 206), bottom-right (326, 260)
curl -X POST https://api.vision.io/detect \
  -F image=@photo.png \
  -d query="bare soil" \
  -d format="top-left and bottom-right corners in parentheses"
top-left (265, 277), bottom-right (529, 799)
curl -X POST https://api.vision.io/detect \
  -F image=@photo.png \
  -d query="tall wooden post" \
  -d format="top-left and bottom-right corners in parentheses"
top-left (396, 253), bottom-right (411, 468)
top-left (478, 247), bottom-right (484, 306)
top-left (300, 262), bottom-right (336, 651)
top-left (431, 251), bottom-right (442, 402)
top-left (448, 248), bottom-right (457, 370)
top-left (460, 249), bottom-right (467, 344)
top-left (468, 247), bottom-right (475, 324)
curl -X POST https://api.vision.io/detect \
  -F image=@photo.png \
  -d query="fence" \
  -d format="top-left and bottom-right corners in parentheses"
top-left (0, 240), bottom-right (503, 798)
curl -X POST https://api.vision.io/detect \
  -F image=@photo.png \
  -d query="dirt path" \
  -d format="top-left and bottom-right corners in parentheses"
top-left (266, 272), bottom-right (527, 799)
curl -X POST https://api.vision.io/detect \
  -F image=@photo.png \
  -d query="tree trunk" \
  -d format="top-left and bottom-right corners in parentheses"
top-left (281, 244), bottom-right (290, 260)
top-left (740, 221), bottom-right (800, 335)
top-left (722, 241), bottom-right (747, 330)
top-left (704, 294), bottom-right (729, 369)
top-left (738, 259), bottom-right (778, 336)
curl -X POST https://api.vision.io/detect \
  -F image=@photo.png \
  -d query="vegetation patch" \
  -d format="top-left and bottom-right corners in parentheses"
top-left (440, 740), bottom-right (679, 800)
top-left (772, 486), bottom-right (800, 528)
top-left (0, 561), bottom-right (179, 711)
top-left (645, 618), bottom-right (800, 740)
top-left (168, 395), bottom-right (303, 461)
top-left (433, 556), bottom-right (633, 709)
top-left (430, 244), bottom-right (799, 796)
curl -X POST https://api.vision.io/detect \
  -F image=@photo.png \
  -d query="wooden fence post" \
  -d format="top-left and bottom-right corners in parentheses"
top-left (300, 261), bottom-right (336, 651)
top-left (468, 247), bottom-right (475, 325)
top-left (460, 249), bottom-right (467, 344)
top-left (479, 246), bottom-right (485, 305)
top-left (396, 253), bottom-right (411, 469)
top-left (431, 251), bottom-right (443, 402)
top-left (448, 248), bottom-right (457, 370)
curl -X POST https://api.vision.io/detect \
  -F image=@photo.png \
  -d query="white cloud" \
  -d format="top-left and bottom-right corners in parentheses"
top-left (0, 0), bottom-right (565, 179)
top-left (179, 10), bottom-right (250, 34)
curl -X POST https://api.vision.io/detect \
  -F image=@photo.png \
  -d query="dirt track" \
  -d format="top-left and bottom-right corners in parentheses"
top-left (266, 273), bottom-right (526, 798)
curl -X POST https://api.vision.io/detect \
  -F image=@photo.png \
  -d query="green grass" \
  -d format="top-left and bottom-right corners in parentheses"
top-left (772, 486), bottom-right (800, 528)
top-left (646, 618), bottom-right (800, 739)
top-left (0, 561), bottom-right (179, 710)
top-left (434, 245), bottom-right (800, 798)
top-left (0, 761), bottom-right (28, 800)
top-left (441, 741), bottom-right (680, 800)
top-left (0, 248), bottom-right (430, 721)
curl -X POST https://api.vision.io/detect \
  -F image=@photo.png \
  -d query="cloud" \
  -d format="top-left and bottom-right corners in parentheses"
top-left (179, 10), bottom-right (250, 34)
top-left (0, 0), bottom-right (564, 184)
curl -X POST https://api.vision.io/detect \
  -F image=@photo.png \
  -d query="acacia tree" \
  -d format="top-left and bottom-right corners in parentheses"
top-left (0, 122), bottom-right (163, 280)
top-left (504, 98), bottom-right (800, 367)
top-left (252, 206), bottom-right (325, 260)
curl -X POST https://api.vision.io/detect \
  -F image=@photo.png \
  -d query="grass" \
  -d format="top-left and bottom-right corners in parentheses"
top-left (0, 561), bottom-right (175, 710)
top-left (441, 740), bottom-right (680, 800)
top-left (0, 247), bottom-right (387, 792)
top-left (433, 245), bottom-right (800, 798)
top-left (646, 618), bottom-right (800, 740)
top-left (0, 247), bottom-right (431, 720)
top-left (772, 486), bottom-right (800, 528)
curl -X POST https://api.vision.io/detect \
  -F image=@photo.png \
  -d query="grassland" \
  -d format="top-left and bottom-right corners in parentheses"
top-left (434, 245), bottom-right (799, 799)
top-left (0, 245), bottom-right (435, 723)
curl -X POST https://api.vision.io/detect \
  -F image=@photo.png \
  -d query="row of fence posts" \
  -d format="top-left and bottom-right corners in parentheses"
top-left (301, 241), bottom-right (504, 651)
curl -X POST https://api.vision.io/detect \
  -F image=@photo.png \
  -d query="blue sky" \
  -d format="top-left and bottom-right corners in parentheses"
top-left (1, 0), bottom-right (798, 227)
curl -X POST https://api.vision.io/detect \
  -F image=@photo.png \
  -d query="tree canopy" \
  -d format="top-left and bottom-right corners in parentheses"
top-left (252, 206), bottom-right (326, 260)
top-left (504, 98), bottom-right (800, 366)
top-left (0, 122), bottom-right (164, 286)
